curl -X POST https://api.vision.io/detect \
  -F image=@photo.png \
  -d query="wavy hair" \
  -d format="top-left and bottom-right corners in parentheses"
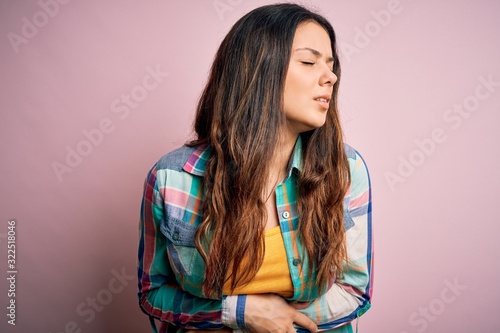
top-left (188, 3), bottom-right (350, 297)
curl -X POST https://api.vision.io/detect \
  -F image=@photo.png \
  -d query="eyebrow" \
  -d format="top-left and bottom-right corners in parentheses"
top-left (294, 47), bottom-right (334, 63)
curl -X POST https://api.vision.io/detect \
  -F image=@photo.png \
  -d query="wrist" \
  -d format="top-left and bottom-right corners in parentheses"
top-left (236, 295), bottom-right (247, 328)
top-left (222, 295), bottom-right (247, 329)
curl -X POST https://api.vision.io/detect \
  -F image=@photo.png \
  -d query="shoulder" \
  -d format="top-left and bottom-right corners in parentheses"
top-left (344, 143), bottom-right (369, 173)
top-left (344, 143), bottom-right (371, 194)
top-left (154, 145), bottom-right (198, 172)
top-left (343, 143), bottom-right (357, 161)
top-left (144, 145), bottom-right (201, 191)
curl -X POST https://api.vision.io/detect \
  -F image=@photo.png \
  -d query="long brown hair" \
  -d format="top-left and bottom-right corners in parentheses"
top-left (188, 3), bottom-right (350, 297)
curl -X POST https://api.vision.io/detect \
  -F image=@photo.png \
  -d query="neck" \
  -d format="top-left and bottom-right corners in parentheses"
top-left (267, 130), bottom-right (298, 189)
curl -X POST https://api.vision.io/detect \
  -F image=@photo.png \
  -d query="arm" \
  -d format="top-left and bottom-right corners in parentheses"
top-left (138, 164), bottom-right (228, 330)
top-left (139, 164), bottom-right (318, 333)
top-left (296, 149), bottom-right (373, 331)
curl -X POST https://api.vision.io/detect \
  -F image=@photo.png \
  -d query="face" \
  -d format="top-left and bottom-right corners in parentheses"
top-left (283, 21), bottom-right (337, 137)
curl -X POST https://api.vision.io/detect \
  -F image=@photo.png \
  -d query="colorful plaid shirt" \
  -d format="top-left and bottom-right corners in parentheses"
top-left (138, 136), bottom-right (373, 333)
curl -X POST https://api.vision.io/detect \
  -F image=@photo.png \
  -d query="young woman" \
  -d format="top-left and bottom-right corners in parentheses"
top-left (138, 3), bottom-right (373, 333)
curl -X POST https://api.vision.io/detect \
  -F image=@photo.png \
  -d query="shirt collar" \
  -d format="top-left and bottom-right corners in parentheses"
top-left (183, 136), bottom-right (303, 176)
top-left (288, 135), bottom-right (303, 174)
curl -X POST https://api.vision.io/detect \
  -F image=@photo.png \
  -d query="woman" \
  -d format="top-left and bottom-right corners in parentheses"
top-left (138, 3), bottom-right (373, 333)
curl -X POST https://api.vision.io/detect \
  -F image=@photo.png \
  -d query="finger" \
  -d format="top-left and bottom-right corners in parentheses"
top-left (292, 310), bottom-right (318, 333)
top-left (288, 301), bottom-right (311, 310)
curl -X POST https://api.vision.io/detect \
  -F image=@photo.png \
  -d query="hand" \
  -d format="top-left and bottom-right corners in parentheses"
top-left (288, 301), bottom-right (312, 310)
top-left (244, 294), bottom-right (317, 333)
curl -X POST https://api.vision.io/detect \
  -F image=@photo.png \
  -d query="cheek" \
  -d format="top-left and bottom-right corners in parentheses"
top-left (283, 66), bottom-right (312, 112)
top-left (284, 88), bottom-right (303, 112)
top-left (283, 89), bottom-right (299, 118)
top-left (286, 69), bottom-right (303, 89)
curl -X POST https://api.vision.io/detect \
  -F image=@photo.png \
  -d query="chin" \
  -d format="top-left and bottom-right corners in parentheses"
top-left (299, 123), bottom-right (325, 133)
top-left (306, 119), bottom-right (327, 130)
top-left (286, 117), bottom-right (327, 134)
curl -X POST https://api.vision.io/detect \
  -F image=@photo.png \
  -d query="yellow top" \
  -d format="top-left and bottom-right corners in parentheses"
top-left (222, 226), bottom-right (294, 297)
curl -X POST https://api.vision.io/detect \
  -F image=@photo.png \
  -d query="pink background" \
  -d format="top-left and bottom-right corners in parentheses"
top-left (1, 0), bottom-right (499, 332)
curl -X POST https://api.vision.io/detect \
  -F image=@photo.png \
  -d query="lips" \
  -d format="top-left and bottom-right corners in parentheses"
top-left (314, 95), bottom-right (331, 109)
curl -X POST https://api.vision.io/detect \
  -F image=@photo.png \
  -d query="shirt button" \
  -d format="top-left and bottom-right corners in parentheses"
top-left (172, 232), bottom-right (180, 241)
top-left (292, 259), bottom-right (301, 266)
top-left (282, 211), bottom-right (290, 219)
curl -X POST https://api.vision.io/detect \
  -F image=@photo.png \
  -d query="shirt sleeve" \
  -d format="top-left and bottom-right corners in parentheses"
top-left (137, 163), bottom-right (240, 330)
top-left (296, 149), bottom-right (374, 331)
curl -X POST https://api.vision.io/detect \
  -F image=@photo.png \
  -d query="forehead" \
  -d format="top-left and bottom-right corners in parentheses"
top-left (292, 21), bottom-right (332, 55)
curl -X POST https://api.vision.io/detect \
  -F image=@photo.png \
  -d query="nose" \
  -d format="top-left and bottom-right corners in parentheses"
top-left (320, 68), bottom-right (337, 87)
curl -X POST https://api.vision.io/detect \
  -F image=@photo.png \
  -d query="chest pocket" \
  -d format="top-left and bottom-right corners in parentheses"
top-left (161, 217), bottom-right (205, 279)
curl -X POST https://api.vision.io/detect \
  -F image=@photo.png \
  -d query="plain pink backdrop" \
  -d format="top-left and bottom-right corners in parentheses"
top-left (1, 0), bottom-right (499, 332)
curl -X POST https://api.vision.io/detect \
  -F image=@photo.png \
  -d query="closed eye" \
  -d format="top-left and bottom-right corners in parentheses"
top-left (301, 61), bottom-right (315, 65)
